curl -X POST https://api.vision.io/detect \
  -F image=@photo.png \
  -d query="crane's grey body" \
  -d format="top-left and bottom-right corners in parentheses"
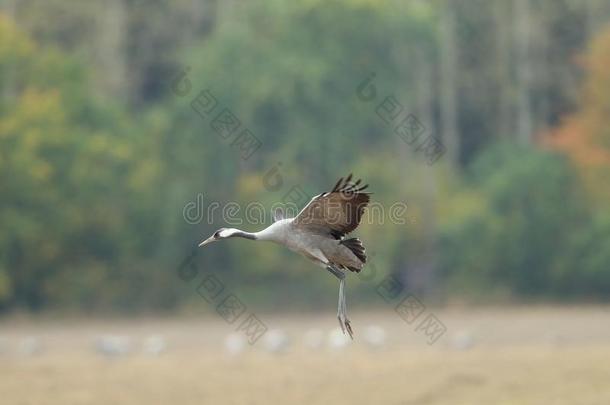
top-left (255, 219), bottom-right (363, 271)
top-left (198, 174), bottom-right (370, 338)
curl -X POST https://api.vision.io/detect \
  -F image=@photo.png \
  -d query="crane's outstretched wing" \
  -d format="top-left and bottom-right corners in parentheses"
top-left (293, 174), bottom-right (370, 239)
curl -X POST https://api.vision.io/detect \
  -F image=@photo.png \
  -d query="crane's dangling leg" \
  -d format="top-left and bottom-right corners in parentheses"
top-left (326, 265), bottom-right (353, 339)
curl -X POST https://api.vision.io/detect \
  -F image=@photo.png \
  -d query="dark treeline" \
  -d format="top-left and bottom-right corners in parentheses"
top-left (1, 0), bottom-right (610, 313)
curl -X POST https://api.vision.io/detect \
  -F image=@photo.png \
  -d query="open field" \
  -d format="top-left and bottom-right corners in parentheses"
top-left (1, 307), bottom-right (610, 405)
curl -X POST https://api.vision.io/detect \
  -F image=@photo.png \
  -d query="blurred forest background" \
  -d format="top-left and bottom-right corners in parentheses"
top-left (2, 0), bottom-right (610, 315)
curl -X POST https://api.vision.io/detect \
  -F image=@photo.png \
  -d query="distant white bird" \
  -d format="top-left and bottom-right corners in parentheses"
top-left (224, 332), bottom-right (247, 356)
top-left (363, 325), bottom-right (387, 349)
top-left (95, 335), bottom-right (131, 357)
top-left (449, 330), bottom-right (475, 351)
top-left (142, 335), bottom-right (167, 356)
top-left (18, 336), bottom-right (42, 356)
top-left (327, 327), bottom-right (352, 350)
top-left (261, 329), bottom-right (290, 354)
top-left (199, 174), bottom-right (370, 338)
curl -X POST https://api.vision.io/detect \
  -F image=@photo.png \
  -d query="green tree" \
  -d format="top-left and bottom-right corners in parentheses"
top-left (0, 14), bottom-right (166, 311)
top-left (440, 142), bottom-right (590, 299)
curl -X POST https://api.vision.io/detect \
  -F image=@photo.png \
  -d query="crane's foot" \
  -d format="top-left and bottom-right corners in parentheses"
top-left (336, 314), bottom-right (353, 340)
top-left (344, 318), bottom-right (354, 340)
top-left (337, 313), bottom-right (354, 340)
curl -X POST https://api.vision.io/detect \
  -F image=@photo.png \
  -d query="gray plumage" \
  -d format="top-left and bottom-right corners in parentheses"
top-left (198, 174), bottom-right (371, 338)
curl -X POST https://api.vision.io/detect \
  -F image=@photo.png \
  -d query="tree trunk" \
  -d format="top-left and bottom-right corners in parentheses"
top-left (96, 0), bottom-right (127, 99)
top-left (439, 0), bottom-right (459, 165)
top-left (410, 47), bottom-right (439, 298)
top-left (514, 0), bottom-right (533, 144)
top-left (494, 0), bottom-right (512, 139)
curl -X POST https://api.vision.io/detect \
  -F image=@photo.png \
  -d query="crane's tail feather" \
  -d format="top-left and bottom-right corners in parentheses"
top-left (340, 237), bottom-right (367, 271)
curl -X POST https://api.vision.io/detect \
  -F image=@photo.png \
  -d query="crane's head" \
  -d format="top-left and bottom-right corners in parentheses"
top-left (198, 228), bottom-right (241, 247)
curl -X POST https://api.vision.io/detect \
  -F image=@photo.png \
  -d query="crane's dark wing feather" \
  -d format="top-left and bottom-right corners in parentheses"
top-left (294, 174), bottom-right (370, 238)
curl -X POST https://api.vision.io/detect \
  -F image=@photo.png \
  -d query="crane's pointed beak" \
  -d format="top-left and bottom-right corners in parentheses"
top-left (198, 236), bottom-right (215, 247)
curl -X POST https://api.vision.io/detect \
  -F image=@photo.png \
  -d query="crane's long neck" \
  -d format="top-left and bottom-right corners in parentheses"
top-left (225, 222), bottom-right (285, 243)
top-left (231, 230), bottom-right (258, 240)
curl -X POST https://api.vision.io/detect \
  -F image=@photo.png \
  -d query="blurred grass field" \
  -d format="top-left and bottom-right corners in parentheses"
top-left (2, 307), bottom-right (610, 405)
